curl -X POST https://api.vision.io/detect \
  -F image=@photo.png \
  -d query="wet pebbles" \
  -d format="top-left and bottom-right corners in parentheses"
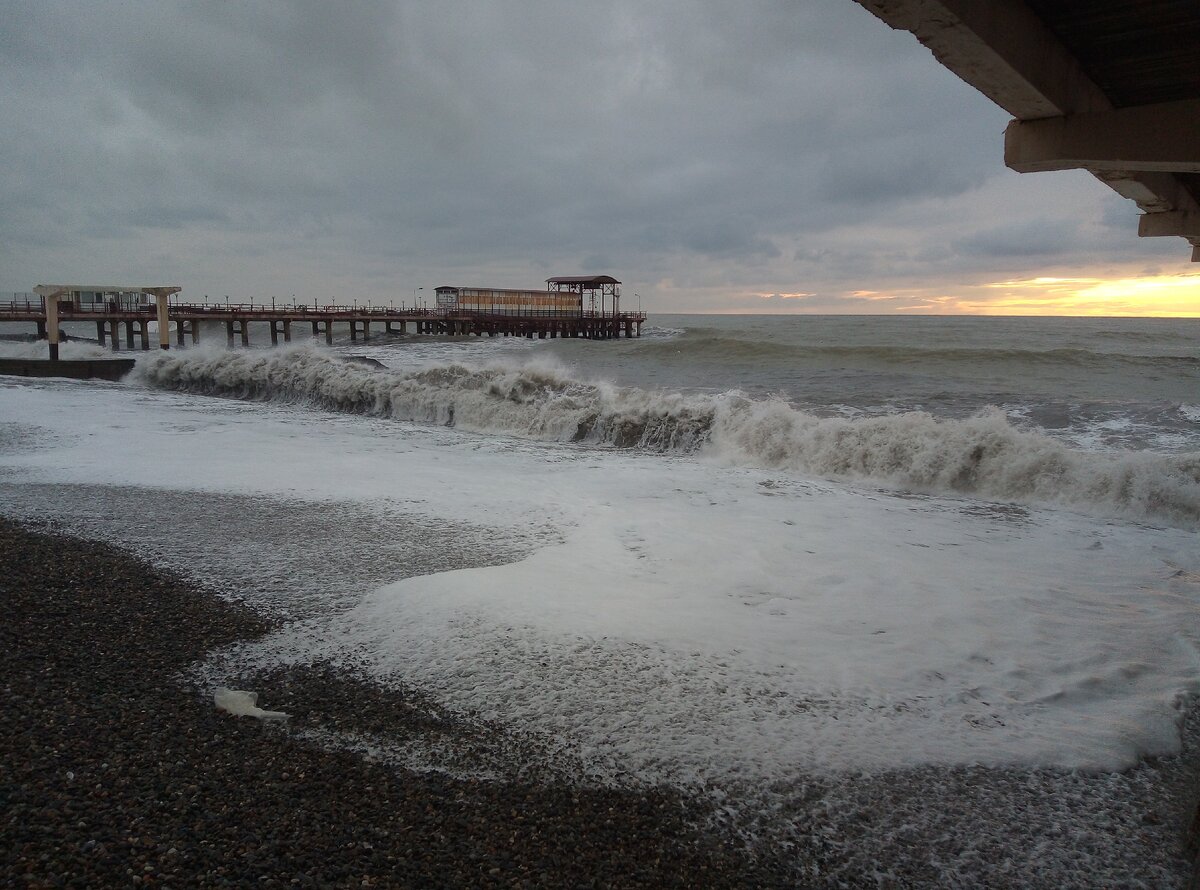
top-left (0, 519), bottom-right (788, 887)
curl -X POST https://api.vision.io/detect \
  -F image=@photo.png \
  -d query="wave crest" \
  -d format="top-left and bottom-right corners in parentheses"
top-left (135, 347), bottom-right (1200, 525)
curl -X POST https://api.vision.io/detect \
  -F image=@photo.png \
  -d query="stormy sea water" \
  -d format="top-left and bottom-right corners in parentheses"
top-left (2, 313), bottom-right (1200, 885)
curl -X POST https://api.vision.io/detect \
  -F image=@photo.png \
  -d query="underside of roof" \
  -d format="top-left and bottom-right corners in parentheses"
top-left (854, 0), bottom-right (1200, 260)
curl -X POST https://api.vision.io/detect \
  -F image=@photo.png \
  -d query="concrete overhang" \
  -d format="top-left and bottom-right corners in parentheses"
top-left (854, 0), bottom-right (1200, 261)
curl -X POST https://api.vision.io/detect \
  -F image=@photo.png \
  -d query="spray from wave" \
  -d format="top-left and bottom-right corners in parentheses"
top-left (135, 346), bottom-right (1200, 526)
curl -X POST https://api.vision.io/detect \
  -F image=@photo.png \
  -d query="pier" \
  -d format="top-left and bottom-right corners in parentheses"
top-left (1, 285), bottom-right (646, 357)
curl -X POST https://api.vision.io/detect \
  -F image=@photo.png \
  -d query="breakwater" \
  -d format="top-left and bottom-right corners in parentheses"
top-left (0, 357), bottom-right (135, 381)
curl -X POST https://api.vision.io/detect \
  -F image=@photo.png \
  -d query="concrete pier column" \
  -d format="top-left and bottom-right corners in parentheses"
top-left (325, 321), bottom-right (333, 345)
top-left (139, 319), bottom-right (151, 350)
top-left (108, 321), bottom-right (121, 352)
top-left (349, 320), bottom-right (358, 342)
top-left (124, 321), bottom-right (135, 349)
top-left (240, 321), bottom-right (249, 347)
top-left (97, 320), bottom-right (106, 345)
top-left (36, 320), bottom-right (47, 340)
top-left (270, 322), bottom-right (278, 346)
top-left (45, 297), bottom-right (60, 361)
top-left (311, 321), bottom-right (319, 338)
top-left (176, 320), bottom-right (185, 346)
top-left (283, 320), bottom-right (291, 343)
top-left (226, 320), bottom-right (235, 348)
top-left (363, 320), bottom-right (370, 341)
top-left (155, 293), bottom-right (171, 350)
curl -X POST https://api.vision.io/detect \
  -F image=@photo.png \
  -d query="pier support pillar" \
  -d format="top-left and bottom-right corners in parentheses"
top-left (107, 321), bottom-right (121, 352)
top-left (349, 320), bottom-right (358, 342)
top-left (139, 319), bottom-right (151, 350)
top-left (36, 320), bottom-right (47, 340)
top-left (155, 293), bottom-right (170, 350)
top-left (97, 320), bottom-right (106, 345)
top-left (311, 320), bottom-right (333, 345)
top-left (177, 319), bottom-right (198, 345)
top-left (225, 319), bottom-right (250, 348)
top-left (363, 320), bottom-right (369, 341)
top-left (124, 321), bottom-right (135, 349)
top-left (45, 297), bottom-right (60, 361)
top-left (268, 319), bottom-right (292, 346)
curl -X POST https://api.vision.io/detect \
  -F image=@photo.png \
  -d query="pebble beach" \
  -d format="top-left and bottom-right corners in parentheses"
top-left (0, 518), bottom-right (788, 887)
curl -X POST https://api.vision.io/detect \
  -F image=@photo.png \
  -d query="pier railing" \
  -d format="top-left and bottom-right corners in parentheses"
top-left (0, 300), bottom-right (647, 322)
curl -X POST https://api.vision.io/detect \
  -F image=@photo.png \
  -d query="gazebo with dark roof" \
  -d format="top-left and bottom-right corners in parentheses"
top-left (547, 276), bottom-right (622, 316)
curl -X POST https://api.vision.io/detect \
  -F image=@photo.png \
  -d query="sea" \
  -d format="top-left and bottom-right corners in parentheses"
top-left (2, 312), bottom-right (1199, 885)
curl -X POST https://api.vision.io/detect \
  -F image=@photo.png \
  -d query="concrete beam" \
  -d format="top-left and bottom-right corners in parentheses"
top-left (1138, 211), bottom-right (1200, 239)
top-left (1005, 99), bottom-right (1200, 174)
top-left (1095, 170), bottom-right (1200, 216)
top-left (853, 0), bottom-right (1110, 119)
top-left (33, 285), bottom-right (70, 302)
top-left (854, 0), bottom-right (1200, 258)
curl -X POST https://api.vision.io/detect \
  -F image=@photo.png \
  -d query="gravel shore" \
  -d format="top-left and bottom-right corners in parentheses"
top-left (0, 518), bottom-right (788, 888)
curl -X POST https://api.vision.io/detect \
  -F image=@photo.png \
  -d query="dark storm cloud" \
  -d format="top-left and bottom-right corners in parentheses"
top-left (0, 0), bottom-right (1177, 306)
top-left (954, 219), bottom-right (1081, 259)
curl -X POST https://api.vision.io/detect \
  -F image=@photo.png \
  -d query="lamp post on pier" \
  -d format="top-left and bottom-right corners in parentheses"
top-left (413, 287), bottom-right (422, 310)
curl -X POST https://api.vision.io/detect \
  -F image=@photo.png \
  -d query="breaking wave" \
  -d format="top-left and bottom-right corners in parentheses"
top-left (630, 334), bottom-right (1200, 373)
top-left (135, 347), bottom-right (1200, 526)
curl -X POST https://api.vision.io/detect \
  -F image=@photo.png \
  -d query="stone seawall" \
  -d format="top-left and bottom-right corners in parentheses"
top-left (0, 357), bottom-right (135, 382)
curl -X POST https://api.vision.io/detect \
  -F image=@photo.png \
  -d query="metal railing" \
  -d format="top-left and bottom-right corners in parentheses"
top-left (0, 299), bottom-right (648, 320)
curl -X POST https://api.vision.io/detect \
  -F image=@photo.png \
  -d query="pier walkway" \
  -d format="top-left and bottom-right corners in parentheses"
top-left (0, 299), bottom-right (646, 353)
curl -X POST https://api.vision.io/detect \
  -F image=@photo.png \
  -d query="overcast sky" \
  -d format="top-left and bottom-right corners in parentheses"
top-left (2, 0), bottom-right (1195, 313)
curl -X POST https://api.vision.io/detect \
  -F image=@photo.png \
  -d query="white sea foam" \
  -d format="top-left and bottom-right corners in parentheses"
top-left (253, 497), bottom-right (1199, 782)
top-left (133, 346), bottom-right (1200, 526)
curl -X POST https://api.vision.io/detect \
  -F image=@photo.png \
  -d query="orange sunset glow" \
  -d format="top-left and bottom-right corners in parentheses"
top-left (967, 273), bottom-right (1200, 316)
